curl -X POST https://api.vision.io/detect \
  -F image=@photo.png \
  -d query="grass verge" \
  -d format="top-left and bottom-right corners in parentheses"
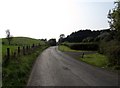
top-left (2, 45), bottom-right (48, 87)
top-left (59, 45), bottom-right (109, 69)
top-left (77, 53), bottom-right (109, 68)
top-left (58, 45), bottom-right (88, 52)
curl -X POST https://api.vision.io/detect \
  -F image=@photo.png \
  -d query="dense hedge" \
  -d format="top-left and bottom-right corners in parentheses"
top-left (62, 43), bottom-right (98, 51)
top-left (99, 41), bottom-right (120, 68)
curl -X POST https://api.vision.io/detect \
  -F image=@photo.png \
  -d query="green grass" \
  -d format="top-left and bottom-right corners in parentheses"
top-left (1, 37), bottom-right (49, 87)
top-left (58, 45), bottom-right (87, 52)
top-left (2, 37), bottom-right (45, 46)
top-left (2, 45), bottom-right (48, 86)
top-left (2, 45), bottom-right (20, 57)
top-left (1, 37), bottom-right (47, 58)
top-left (77, 53), bottom-right (109, 68)
top-left (59, 45), bottom-right (109, 68)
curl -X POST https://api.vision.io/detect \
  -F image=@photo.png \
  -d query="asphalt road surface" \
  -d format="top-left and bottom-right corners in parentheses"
top-left (27, 46), bottom-right (119, 86)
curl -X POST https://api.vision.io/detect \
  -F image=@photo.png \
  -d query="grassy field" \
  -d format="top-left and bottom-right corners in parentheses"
top-left (1, 37), bottom-right (46, 57)
top-left (2, 37), bottom-right (45, 46)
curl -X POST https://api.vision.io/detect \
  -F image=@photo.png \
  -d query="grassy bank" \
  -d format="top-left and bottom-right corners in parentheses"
top-left (2, 37), bottom-right (48, 87)
top-left (78, 53), bottom-right (108, 68)
top-left (58, 45), bottom-right (87, 52)
top-left (2, 45), bottom-right (48, 86)
top-left (59, 45), bottom-right (109, 69)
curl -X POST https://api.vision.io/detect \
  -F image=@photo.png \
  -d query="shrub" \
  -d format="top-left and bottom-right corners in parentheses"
top-left (99, 40), bottom-right (120, 68)
top-left (63, 43), bottom-right (99, 51)
top-left (106, 45), bottom-right (120, 66)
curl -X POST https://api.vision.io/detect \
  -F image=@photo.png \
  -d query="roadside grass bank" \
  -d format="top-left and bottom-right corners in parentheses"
top-left (77, 53), bottom-right (108, 68)
top-left (58, 45), bottom-right (90, 52)
top-left (58, 45), bottom-right (117, 70)
top-left (2, 45), bottom-right (48, 87)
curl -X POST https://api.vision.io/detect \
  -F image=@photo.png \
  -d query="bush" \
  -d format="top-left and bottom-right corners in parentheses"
top-left (106, 45), bottom-right (120, 66)
top-left (63, 43), bottom-right (98, 51)
top-left (99, 40), bottom-right (120, 68)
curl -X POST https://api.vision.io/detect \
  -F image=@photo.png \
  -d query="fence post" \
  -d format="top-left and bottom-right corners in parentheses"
top-left (2, 48), bottom-right (10, 66)
top-left (13, 51), bottom-right (17, 59)
top-left (81, 53), bottom-right (84, 58)
top-left (26, 46), bottom-right (29, 54)
top-left (5, 48), bottom-right (10, 63)
top-left (23, 46), bottom-right (25, 55)
top-left (6, 48), bottom-right (10, 61)
top-left (32, 44), bottom-right (34, 48)
top-left (18, 47), bottom-right (20, 55)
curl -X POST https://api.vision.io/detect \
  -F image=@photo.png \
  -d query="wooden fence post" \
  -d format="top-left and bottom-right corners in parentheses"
top-left (32, 44), bottom-right (35, 48)
top-left (13, 51), bottom-right (17, 59)
top-left (2, 48), bottom-right (10, 65)
top-left (81, 53), bottom-right (84, 58)
top-left (26, 46), bottom-right (29, 54)
top-left (6, 48), bottom-right (10, 62)
top-left (18, 47), bottom-right (20, 55)
top-left (23, 46), bottom-right (25, 55)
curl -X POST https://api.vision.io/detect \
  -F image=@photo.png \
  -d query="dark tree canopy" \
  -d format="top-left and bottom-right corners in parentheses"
top-left (48, 38), bottom-right (57, 46)
top-left (108, 1), bottom-right (120, 40)
top-left (61, 29), bottom-right (113, 43)
top-left (108, 1), bottom-right (120, 31)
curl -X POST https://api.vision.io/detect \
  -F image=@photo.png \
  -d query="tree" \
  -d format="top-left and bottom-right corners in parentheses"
top-left (108, 1), bottom-right (120, 40)
top-left (58, 34), bottom-right (65, 44)
top-left (48, 39), bottom-right (56, 46)
top-left (6, 29), bottom-right (13, 45)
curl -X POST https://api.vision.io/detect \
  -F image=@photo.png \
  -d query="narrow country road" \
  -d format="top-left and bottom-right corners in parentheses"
top-left (27, 46), bottom-right (118, 86)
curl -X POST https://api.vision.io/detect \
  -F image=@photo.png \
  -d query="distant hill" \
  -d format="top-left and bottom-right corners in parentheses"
top-left (1, 37), bottom-right (46, 46)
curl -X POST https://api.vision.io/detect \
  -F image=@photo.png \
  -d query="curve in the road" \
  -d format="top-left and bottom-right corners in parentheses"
top-left (27, 46), bottom-right (118, 86)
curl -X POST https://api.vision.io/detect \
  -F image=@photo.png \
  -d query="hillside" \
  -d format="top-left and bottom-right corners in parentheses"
top-left (1, 37), bottom-right (45, 46)
top-left (2, 37), bottom-right (49, 86)
top-left (1, 37), bottom-right (47, 57)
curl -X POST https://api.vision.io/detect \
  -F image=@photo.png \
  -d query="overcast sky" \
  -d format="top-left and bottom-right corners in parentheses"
top-left (0, 0), bottom-right (114, 40)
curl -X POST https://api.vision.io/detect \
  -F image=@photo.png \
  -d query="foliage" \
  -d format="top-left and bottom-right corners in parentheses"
top-left (82, 37), bottom-right (94, 42)
top-left (58, 34), bottom-right (65, 44)
top-left (48, 38), bottom-right (56, 46)
top-left (63, 29), bottom-right (102, 43)
top-left (98, 1), bottom-right (120, 69)
top-left (63, 43), bottom-right (98, 51)
top-left (99, 40), bottom-right (120, 69)
top-left (58, 45), bottom-right (82, 52)
top-left (2, 37), bottom-right (45, 46)
top-left (108, 1), bottom-right (120, 40)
